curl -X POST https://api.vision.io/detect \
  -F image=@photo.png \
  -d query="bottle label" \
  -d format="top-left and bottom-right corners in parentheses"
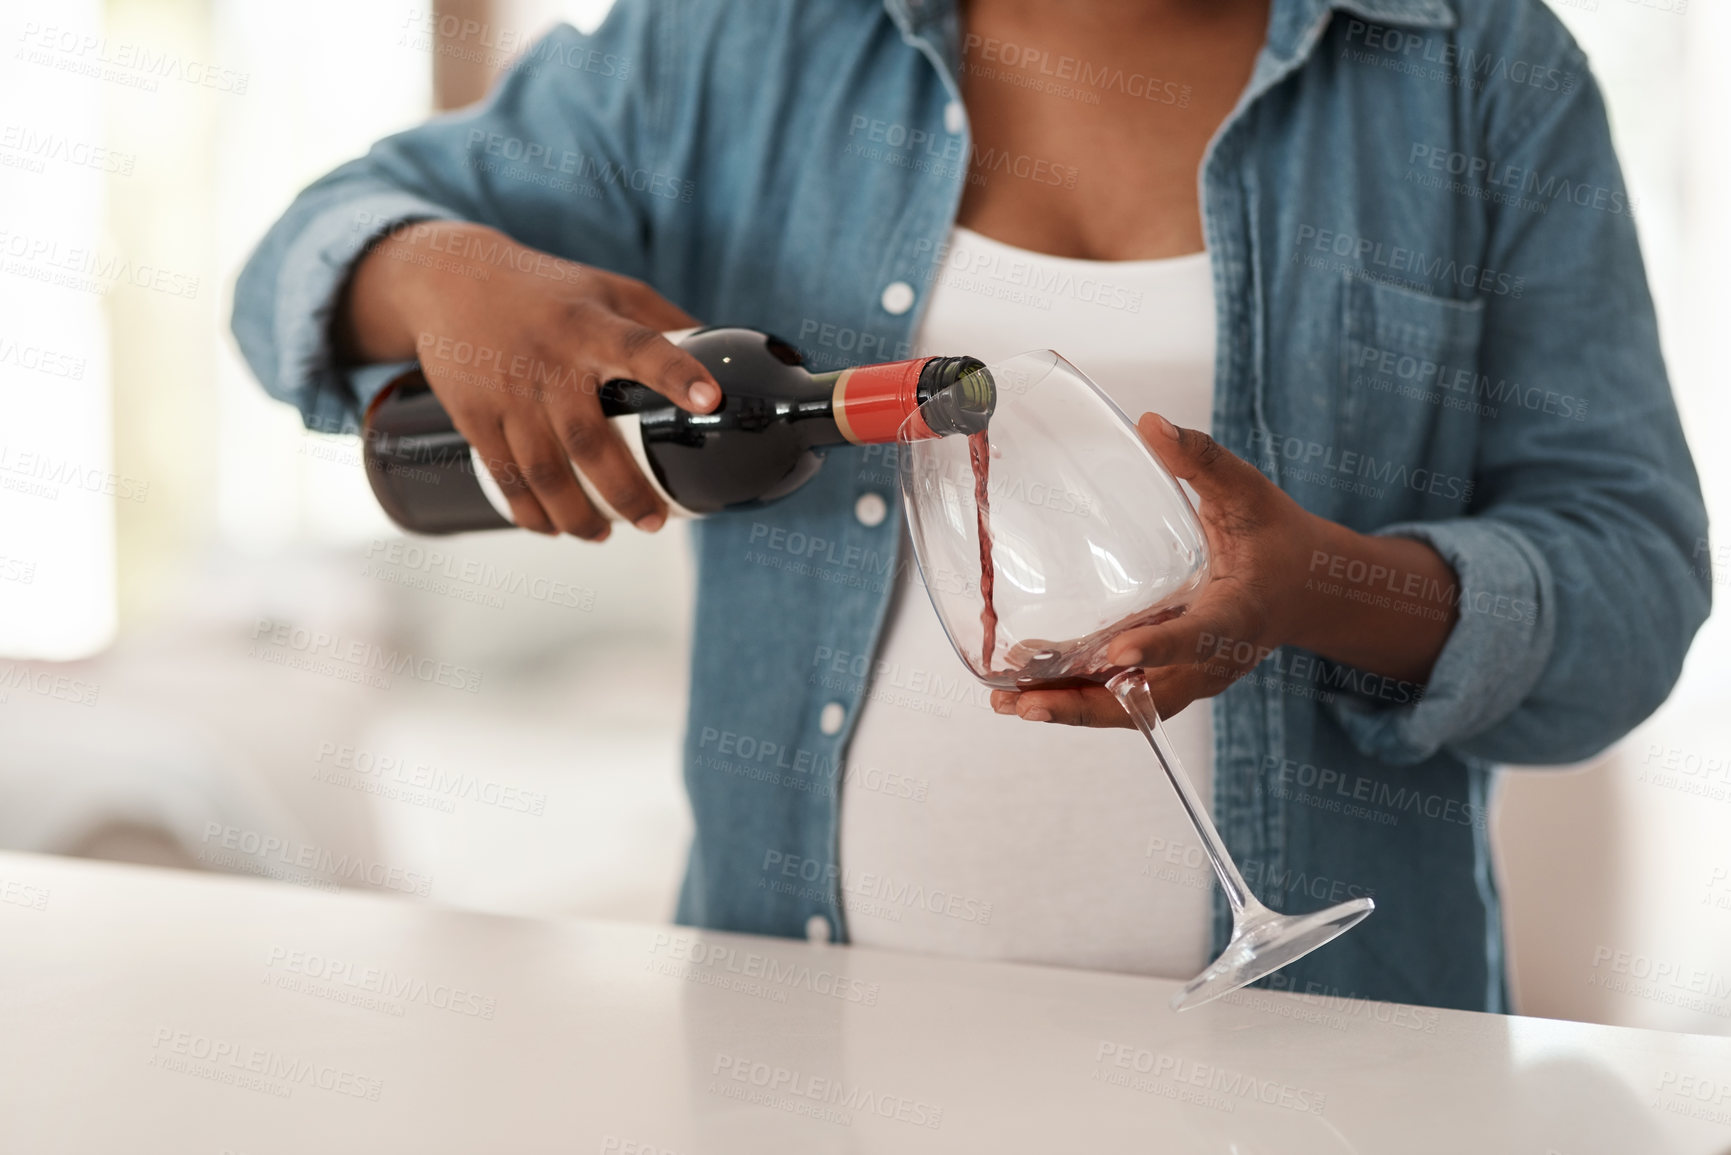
top-left (831, 360), bottom-right (935, 445)
top-left (472, 413), bottom-right (697, 523)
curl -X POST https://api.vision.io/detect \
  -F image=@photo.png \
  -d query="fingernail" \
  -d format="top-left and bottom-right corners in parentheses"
top-left (1154, 414), bottom-right (1179, 440)
top-left (689, 381), bottom-right (718, 410)
top-left (992, 696), bottom-right (1016, 715)
top-left (1111, 646), bottom-right (1143, 667)
top-left (635, 511), bottom-right (666, 533)
top-left (1023, 707), bottom-right (1052, 722)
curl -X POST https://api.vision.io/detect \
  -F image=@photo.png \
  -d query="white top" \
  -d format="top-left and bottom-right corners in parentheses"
top-left (840, 226), bottom-right (1219, 979)
top-left (11, 853), bottom-right (1726, 1154)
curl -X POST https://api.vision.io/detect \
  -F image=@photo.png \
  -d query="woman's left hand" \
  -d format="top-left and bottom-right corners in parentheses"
top-left (989, 414), bottom-right (1461, 728)
top-left (989, 413), bottom-right (1322, 728)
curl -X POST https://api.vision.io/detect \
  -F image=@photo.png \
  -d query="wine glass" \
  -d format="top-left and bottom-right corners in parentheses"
top-left (897, 350), bottom-right (1374, 1011)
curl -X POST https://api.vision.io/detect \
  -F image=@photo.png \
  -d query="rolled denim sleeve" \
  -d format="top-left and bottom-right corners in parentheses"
top-left (1330, 516), bottom-right (1557, 763)
top-left (233, 191), bottom-right (456, 434)
top-left (229, 3), bottom-right (675, 434)
top-left (1328, 29), bottom-right (1708, 767)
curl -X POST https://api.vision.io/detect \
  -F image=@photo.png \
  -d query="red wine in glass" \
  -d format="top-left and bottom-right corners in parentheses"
top-left (902, 348), bottom-right (1374, 1011)
top-left (971, 426), bottom-right (1183, 688)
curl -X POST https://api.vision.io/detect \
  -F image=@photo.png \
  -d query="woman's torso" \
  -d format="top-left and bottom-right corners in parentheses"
top-left (839, 225), bottom-right (1218, 976)
top-left (637, 0), bottom-right (1586, 1010)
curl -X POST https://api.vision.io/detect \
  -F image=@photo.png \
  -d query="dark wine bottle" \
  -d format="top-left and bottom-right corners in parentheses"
top-left (361, 326), bottom-right (995, 535)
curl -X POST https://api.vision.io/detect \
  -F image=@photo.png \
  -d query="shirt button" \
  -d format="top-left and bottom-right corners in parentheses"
top-left (880, 281), bottom-right (915, 316)
top-left (944, 100), bottom-right (966, 135)
top-left (854, 492), bottom-right (887, 527)
top-left (819, 701), bottom-right (846, 736)
top-left (806, 914), bottom-right (832, 944)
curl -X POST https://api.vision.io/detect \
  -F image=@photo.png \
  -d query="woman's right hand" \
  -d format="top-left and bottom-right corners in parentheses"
top-left (338, 219), bottom-right (720, 539)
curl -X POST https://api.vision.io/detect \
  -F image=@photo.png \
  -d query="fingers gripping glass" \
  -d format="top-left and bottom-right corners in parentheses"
top-left (897, 350), bottom-right (1374, 1011)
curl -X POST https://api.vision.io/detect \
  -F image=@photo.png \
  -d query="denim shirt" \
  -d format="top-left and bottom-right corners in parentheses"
top-left (231, 0), bottom-right (1708, 1012)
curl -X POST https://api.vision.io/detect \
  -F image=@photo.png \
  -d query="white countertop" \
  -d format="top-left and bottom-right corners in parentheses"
top-left (0, 851), bottom-right (1727, 1154)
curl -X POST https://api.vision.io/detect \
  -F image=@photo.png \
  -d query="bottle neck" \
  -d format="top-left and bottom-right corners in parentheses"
top-left (825, 360), bottom-right (926, 444)
top-left (819, 356), bottom-right (993, 445)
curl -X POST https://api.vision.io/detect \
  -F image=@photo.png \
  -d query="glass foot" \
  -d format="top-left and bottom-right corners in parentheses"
top-left (1172, 897), bottom-right (1376, 1012)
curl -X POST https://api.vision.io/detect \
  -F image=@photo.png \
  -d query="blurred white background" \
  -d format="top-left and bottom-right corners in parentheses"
top-left (0, 0), bottom-right (1725, 1032)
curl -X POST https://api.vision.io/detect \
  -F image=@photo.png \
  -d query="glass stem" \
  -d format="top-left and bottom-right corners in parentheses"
top-left (1106, 669), bottom-right (1259, 920)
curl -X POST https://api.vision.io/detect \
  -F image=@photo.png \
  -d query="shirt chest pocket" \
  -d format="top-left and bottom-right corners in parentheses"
top-left (1337, 276), bottom-right (1486, 519)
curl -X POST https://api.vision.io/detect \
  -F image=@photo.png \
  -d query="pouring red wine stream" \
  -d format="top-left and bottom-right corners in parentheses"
top-left (970, 429), bottom-right (998, 672)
